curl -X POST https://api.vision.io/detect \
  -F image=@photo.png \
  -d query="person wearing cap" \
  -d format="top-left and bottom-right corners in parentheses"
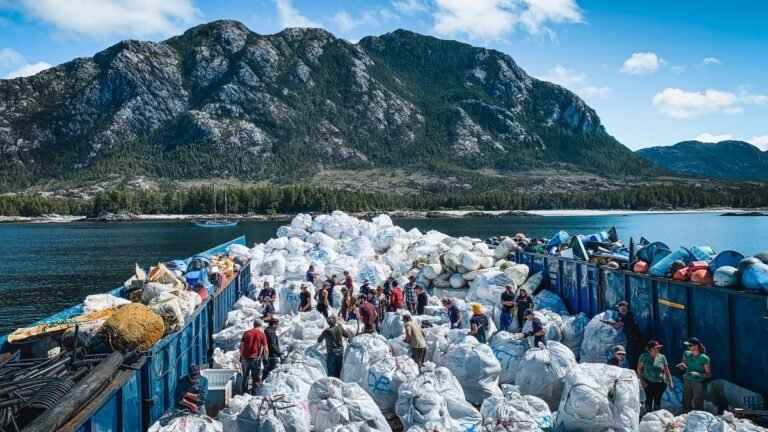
top-left (257, 281), bottom-right (277, 304)
top-left (442, 298), bottom-right (462, 329)
top-left (404, 276), bottom-right (417, 314)
top-left (514, 288), bottom-right (533, 331)
top-left (390, 282), bottom-right (405, 312)
top-left (638, 340), bottom-right (673, 413)
top-left (607, 345), bottom-right (626, 367)
top-left (403, 313), bottom-right (427, 368)
top-left (609, 301), bottom-right (641, 367)
top-left (523, 309), bottom-right (545, 347)
top-left (263, 319), bottom-right (283, 380)
top-left (415, 285), bottom-right (428, 315)
top-left (676, 337), bottom-right (711, 412)
top-left (500, 284), bottom-right (516, 332)
top-left (317, 315), bottom-right (349, 378)
top-left (469, 304), bottom-right (490, 344)
top-left (240, 319), bottom-right (268, 395)
top-left (174, 364), bottom-right (209, 414)
top-left (360, 279), bottom-right (372, 296)
top-left (299, 284), bottom-right (312, 312)
top-left (357, 294), bottom-right (378, 334)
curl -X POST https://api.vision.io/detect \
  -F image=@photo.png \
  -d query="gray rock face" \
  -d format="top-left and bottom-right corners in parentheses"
top-left (0, 20), bottom-right (636, 189)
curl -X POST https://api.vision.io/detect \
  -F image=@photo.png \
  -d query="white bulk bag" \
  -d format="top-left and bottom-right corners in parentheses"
top-left (366, 356), bottom-right (420, 419)
top-left (449, 273), bottom-right (466, 288)
top-left (561, 313), bottom-right (590, 357)
top-left (494, 238), bottom-right (518, 260)
top-left (396, 381), bottom-right (453, 431)
top-left (442, 337), bottom-right (503, 404)
top-left (308, 377), bottom-right (392, 432)
top-left (490, 332), bottom-right (530, 384)
top-left (83, 294), bottom-right (131, 313)
top-left (556, 363), bottom-right (641, 432)
top-left (580, 311), bottom-right (628, 364)
top-left (235, 395), bottom-right (311, 432)
top-left (505, 264), bottom-right (530, 287)
top-left (380, 312), bottom-right (405, 339)
top-left (460, 251), bottom-right (482, 271)
top-left (479, 386), bottom-right (553, 432)
top-left (149, 415), bottom-right (223, 432)
top-left (341, 333), bottom-right (392, 386)
top-left (291, 213), bottom-right (312, 230)
top-left (516, 341), bottom-right (577, 410)
top-left (534, 289), bottom-right (568, 314)
top-left (260, 253), bottom-right (287, 276)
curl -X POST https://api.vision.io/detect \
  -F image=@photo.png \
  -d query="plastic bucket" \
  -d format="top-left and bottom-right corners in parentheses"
top-left (708, 250), bottom-right (744, 273)
top-left (649, 247), bottom-right (695, 277)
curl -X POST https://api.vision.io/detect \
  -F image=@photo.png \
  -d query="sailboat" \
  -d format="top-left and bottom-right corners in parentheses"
top-left (195, 185), bottom-right (238, 228)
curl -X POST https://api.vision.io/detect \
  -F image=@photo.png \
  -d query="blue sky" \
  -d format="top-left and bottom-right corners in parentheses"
top-left (0, 0), bottom-right (766, 151)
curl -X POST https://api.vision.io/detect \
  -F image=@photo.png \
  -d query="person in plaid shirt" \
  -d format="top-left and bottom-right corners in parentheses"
top-left (404, 275), bottom-right (417, 313)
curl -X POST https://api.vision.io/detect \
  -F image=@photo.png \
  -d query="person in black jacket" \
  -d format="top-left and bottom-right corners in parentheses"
top-left (263, 319), bottom-right (282, 380)
top-left (415, 285), bottom-right (428, 315)
top-left (609, 301), bottom-right (641, 368)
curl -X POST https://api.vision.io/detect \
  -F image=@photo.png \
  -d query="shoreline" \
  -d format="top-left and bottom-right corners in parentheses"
top-left (0, 207), bottom-right (750, 223)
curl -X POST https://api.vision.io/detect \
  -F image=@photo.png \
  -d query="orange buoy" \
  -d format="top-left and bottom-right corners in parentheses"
top-left (690, 269), bottom-right (713, 285)
top-left (633, 261), bottom-right (649, 274)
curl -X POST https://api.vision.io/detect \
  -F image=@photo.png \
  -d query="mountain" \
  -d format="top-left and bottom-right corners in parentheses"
top-left (637, 140), bottom-right (768, 181)
top-left (0, 20), bottom-right (662, 193)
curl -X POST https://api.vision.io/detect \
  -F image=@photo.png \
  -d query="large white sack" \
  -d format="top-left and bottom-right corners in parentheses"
top-left (217, 395), bottom-right (253, 431)
top-left (276, 226), bottom-right (310, 240)
top-left (479, 385), bottom-right (553, 432)
top-left (308, 377), bottom-right (392, 432)
top-left (258, 355), bottom-right (327, 402)
top-left (561, 313), bottom-right (590, 358)
top-left (414, 363), bottom-right (482, 430)
top-left (148, 414), bottom-right (223, 432)
top-left (490, 332), bottom-right (530, 384)
top-left (432, 328), bottom-right (471, 366)
top-left (449, 273), bottom-right (466, 288)
top-left (260, 254), bottom-right (287, 276)
top-left (523, 310), bottom-right (563, 343)
top-left (421, 263), bottom-right (443, 279)
top-left (236, 395), bottom-right (311, 432)
top-left (442, 337), bottom-right (503, 404)
top-left (516, 341), bottom-right (577, 410)
top-left (534, 289), bottom-right (568, 314)
top-left (346, 237), bottom-right (376, 259)
top-left (443, 246), bottom-right (464, 269)
top-left (371, 214), bottom-right (394, 230)
top-left (374, 227), bottom-right (406, 252)
top-left (284, 256), bottom-right (311, 280)
top-left (341, 333), bottom-right (392, 386)
top-left (380, 312), bottom-right (405, 339)
top-left (291, 213), bottom-right (312, 230)
top-left (228, 243), bottom-right (251, 256)
top-left (504, 264), bottom-right (530, 287)
top-left (141, 282), bottom-right (176, 304)
top-left (178, 290), bottom-right (202, 317)
top-left (396, 380), bottom-right (452, 431)
top-left (358, 261), bottom-right (391, 287)
top-left (556, 363), bottom-right (641, 432)
top-left (580, 311), bottom-right (628, 364)
top-left (212, 348), bottom-right (240, 370)
top-left (366, 356), bottom-right (420, 419)
top-left (148, 292), bottom-right (185, 335)
top-left (265, 237), bottom-right (290, 252)
top-left (83, 294), bottom-right (131, 313)
top-left (639, 409), bottom-right (677, 432)
top-left (460, 251), bottom-right (482, 271)
top-left (494, 238), bottom-right (518, 260)
top-left (213, 322), bottom-right (250, 351)
top-left (291, 310), bottom-right (327, 340)
top-left (306, 231), bottom-right (340, 250)
top-left (278, 281), bottom-right (311, 315)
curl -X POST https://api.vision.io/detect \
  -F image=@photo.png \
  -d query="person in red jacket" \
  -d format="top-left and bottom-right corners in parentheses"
top-left (240, 319), bottom-right (268, 395)
top-left (389, 283), bottom-right (404, 311)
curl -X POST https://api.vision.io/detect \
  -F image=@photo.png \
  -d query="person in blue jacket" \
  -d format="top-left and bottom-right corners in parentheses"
top-left (174, 364), bottom-right (208, 415)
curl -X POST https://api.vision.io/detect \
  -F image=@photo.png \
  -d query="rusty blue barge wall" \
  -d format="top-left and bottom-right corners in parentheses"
top-left (0, 236), bottom-right (249, 432)
top-left (517, 251), bottom-right (768, 396)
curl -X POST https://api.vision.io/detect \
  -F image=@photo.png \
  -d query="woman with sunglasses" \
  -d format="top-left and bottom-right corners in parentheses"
top-left (638, 340), bottom-right (673, 413)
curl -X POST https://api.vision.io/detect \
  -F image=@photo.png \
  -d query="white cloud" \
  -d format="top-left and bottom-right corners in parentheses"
top-left (694, 133), bottom-right (733, 143)
top-left (652, 87), bottom-right (768, 119)
top-left (4, 61), bottom-right (53, 79)
top-left (0, 48), bottom-right (24, 68)
top-left (578, 86), bottom-right (611, 98)
top-left (702, 57), bottom-right (721, 65)
top-left (18, 0), bottom-right (199, 39)
top-left (620, 52), bottom-right (662, 75)
top-left (670, 65), bottom-right (687, 74)
top-left (330, 10), bottom-right (378, 33)
top-left (537, 65), bottom-right (610, 99)
top-left (392, 0), bottom-right (428, 15)
top-left (748, 135), bottom-right (768, 151)
top-left (538, 65), bottom-right (585, 87)
top-left (274, 0), bottom-right (320, 28)
top-left (432, 0), bottom-right (582, 41)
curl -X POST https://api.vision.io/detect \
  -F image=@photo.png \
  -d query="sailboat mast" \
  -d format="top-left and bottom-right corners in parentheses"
top-left (224, 188), bottom-right (229, 221)
top-left (213, 184), bottom-right (217, 223)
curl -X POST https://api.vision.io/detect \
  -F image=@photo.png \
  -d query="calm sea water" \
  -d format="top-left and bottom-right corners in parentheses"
top-left (1, 213), bottom-right (766, 334)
